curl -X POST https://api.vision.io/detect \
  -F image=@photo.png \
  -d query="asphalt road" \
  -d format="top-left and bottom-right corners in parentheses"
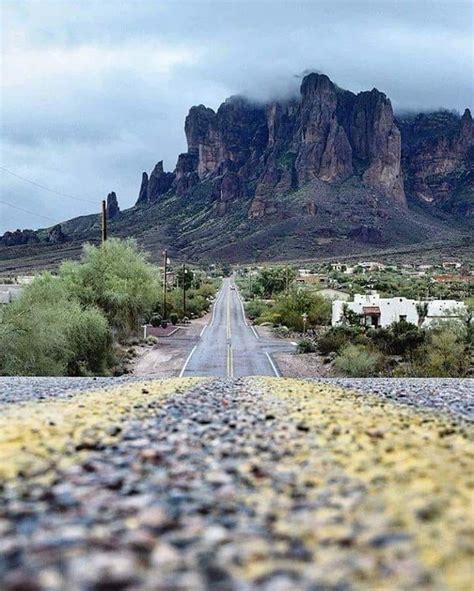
top-left (181, 278), bottom-right (294, 377)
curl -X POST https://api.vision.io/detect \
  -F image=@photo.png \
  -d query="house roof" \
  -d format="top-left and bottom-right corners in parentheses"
top-left (362, 306), bottom-right (381, 315)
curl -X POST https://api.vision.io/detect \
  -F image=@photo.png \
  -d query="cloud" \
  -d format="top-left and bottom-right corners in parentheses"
top-left (1, 0), bottom-right (472, 233)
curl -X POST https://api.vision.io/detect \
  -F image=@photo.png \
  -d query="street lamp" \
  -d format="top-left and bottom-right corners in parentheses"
top-left (302, 312), bottom-right (308, 334)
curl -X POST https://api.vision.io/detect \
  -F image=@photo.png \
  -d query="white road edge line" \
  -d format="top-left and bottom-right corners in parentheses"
top-left (238, 293), bottom-right (248, 326)
top-left (250, 325), bottom-right (260, 340)
top-left (291, 341), bottom-right (298, 346)
top-left (179, 345), bottom-right (197, 377)
top-left (265, 351), bottom-right (280, 377)
top-left (200, 324), bottom-right (208, 337)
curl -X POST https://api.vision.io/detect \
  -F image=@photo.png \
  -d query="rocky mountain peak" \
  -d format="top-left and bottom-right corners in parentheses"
top-left (106, 191), bottom-right (120, 219)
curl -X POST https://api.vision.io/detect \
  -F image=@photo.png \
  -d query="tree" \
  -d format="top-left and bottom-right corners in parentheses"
top-left (60, 239), bottom-right (160, 337)
top-left (416, 302), bottom-right (429, 328)
top-left (176, 267), bottom-right (194, 291)
top-left (255, 266), bottom-right (297, 297)
top-left (0, 274), bottom-right (111, 376)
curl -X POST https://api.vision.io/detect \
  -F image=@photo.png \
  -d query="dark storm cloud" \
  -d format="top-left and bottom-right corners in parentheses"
top-left (1, 0), bottom-right (472, 233)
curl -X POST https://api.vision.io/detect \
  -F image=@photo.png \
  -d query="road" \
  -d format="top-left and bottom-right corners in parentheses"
top-left (181, 278), bottom-right (294, 377)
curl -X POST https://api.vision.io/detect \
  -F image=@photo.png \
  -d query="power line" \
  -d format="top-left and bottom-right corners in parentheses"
top-left (0, 165), bottom-right (97, 205)
top-left (0, 198), bottom-right (57, 223)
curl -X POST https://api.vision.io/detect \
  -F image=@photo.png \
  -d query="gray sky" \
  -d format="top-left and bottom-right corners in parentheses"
top-left (1, 0), bottom-right (473, 233)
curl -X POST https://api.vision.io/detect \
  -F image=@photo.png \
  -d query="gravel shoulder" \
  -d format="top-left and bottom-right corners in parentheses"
top-left (0, 377), bottom-right (472, 590)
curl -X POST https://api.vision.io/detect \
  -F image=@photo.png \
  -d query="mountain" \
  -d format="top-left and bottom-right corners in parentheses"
top-left (1, 72), bottom-right (472, 270)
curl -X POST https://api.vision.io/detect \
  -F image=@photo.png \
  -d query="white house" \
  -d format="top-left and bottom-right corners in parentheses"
top-left (332, 293), bottom-right (468, 329)
top-left (0, 284), bottom-right (23, 305)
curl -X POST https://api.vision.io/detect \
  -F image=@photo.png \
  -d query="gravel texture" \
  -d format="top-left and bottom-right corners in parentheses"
top-left (314, 377), bottom-right (474, 422)
top-left (0, 377), bottom-right (147, 405)
top-left (0, 377), bottom-right (472, 591)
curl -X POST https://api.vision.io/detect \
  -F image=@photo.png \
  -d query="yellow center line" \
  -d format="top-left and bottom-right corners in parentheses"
top-left (226, 290), bottom-right (232, 340)
top-left (226, 343), bottom-right (234, 378)
top-left (0, 378), bottom-right (204, 482)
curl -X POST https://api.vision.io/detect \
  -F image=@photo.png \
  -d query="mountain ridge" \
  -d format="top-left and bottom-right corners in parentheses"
top-left (1, 72), bottom-right (472, 267)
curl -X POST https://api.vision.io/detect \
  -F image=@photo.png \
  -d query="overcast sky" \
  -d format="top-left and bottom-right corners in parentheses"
top-left (1, 0), bottom-right (472, 233)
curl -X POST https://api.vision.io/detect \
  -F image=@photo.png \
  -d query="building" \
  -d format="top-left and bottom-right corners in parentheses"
top-left (318, 288), bottom-right (351, 302)
top-left (0, 284), bottom-right (23, 305)
top-left (357, 261), bottom-right (387, 272)
top-left (332, 293), bottom-right (468, 329)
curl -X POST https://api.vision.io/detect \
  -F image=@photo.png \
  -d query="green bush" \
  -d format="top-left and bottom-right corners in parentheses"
top-left (61, 238), bottom-right (160, 337)
top-left (245, 299), bottom-right (269, 321)
top-left (170, 313), bottom-right (178, 325)
top-left (369, 321), bottom-right (426, 357)
top-left (334, 344), bottom-right (383, 377)
top-left (415, 329), bottom-right (469, 377)
top-left (273, 289), bottom-right (331, 330)
top-left (150, 314), bottom-right (162, 327)
top-left (297, 338), bottom-right (317, 353)
top-left (0, 274), bottom-right (111, 376)
top-left (317, 326), bottom-right (364, 355)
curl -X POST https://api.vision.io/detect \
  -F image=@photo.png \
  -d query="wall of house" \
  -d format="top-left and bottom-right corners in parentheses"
top-left (332, 294), bottom-right (467, 328)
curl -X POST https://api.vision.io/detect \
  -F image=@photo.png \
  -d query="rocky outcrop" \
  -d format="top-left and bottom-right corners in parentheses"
top-left (0, 228), bottom-right (39, 247)
top-left (398, 109), bottom-right (473, 215)
top-left (147, 161), bottom-right (175, 202)
top-left (106, 192), bottom-right (120, 219)
top-left (136, 163), bottom-right (175, 204)
top-left (137, 172), bottom-right (149, 204)
top-left (48, 224), bottom-right (67, 244)
top-left (132, 71), bottom-right (472, 233)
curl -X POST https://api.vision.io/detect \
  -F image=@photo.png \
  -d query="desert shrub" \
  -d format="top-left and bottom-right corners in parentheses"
top-left (161, 320), bottom-right (168, 329)
top-left (369, 321), bottom-right (427, 357)
top-left (150, 314), bottom-right (162, 327)
top-left (61, 238), bottom-right (160, 337)
top-left (415, 329), bottom-right (469, 377)
top-left (170, 313), bottom-right (178, 325)
top-left (334, 344), bottom-right (383, 377)
top-left (272, 289), bottom-right (331, 330)
top-left (0, 275), bottom-right (111, 376)
top-left (317, 326), bottom-right (364, 355)
top-left (245, 299), bottom-right (269, 321)
top-left (297, 338), bottom-right (317, 353)
top-left (253, 266), bottom-right (297, 298)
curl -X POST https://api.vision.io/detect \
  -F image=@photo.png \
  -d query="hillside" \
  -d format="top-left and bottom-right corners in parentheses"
top-left (1, 72), bottom-right (472, 271)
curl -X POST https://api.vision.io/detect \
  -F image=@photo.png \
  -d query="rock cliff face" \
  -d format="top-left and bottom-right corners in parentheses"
top-left (106, 192), bottom-right (120, 219)
top-left (0, 72), bottom-right (471, 265)
top-left (137, 72), bottom-right (411, 218)
top-left (397, 109), bottom-right (473, 216)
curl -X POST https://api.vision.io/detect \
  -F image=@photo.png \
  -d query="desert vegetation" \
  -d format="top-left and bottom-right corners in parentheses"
top-left (0, 239), bottom-right (218, 376)
top-left (302, 319), bottom-right (472, 378)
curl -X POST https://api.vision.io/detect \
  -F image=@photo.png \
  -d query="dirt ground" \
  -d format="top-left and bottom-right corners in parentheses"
top-left (273, 351), bottom-right (333, 378)
top-left (256, 325), bottom-right (333, 378)
top-left (131, 314), bottom-right (209, 377)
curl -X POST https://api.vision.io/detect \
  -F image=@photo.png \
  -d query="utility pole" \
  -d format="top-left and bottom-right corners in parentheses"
top-left (182, 264), bottom-right (187, 318)
top-left (163, 249), bottom-right (168, 319)
top-left (101, 200), bottom-right (108, 243)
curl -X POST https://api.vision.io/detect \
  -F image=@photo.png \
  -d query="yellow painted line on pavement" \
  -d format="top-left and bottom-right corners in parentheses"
top-left (256, 378), bottom-right (474, 591)
top-left (0, 378), bottom-right (203, 482)
top-left (226, 290), bottom-right (232, 340)
top-left (227, 344), bottom-right (234, 378)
